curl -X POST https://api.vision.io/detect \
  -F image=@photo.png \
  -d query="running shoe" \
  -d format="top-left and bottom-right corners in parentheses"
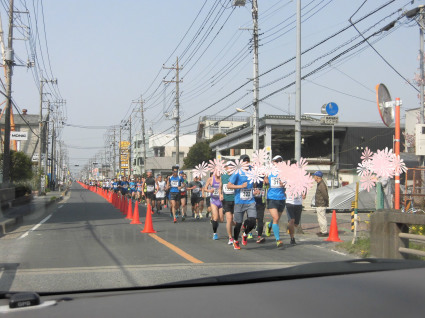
top-left (247, 232), bottom-right (253, 239)
top-left (228, 237), bottom-right (234, 245)
top-left (199, 213), bottom-right (203, 219)
top-left (290, 237), bottom-right (296, 245)
top-left (206, 212), bottom-right (210, 218)
top-left (173, 218), bottom-right (177, 223)
top-left (276, 240), bottom-right (283, 247)
top-left (265, 222), bottom-right (272, 237)
top-left (182, 215), bottom-right (186, 221)
top-left (213, 233), bottom-right (218, 240)
top-left (196, 215), bottom-right (200, 220)
top-left (233, 240), bottom-right (241, 250)
top-left (256, 236), bottom-right (265, 244)
top-left (242, 233), bottom-right (248, 246)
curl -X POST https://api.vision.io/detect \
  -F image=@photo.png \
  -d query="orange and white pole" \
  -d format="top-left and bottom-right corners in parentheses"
top-left (395, 97), bottom-right (401, 210)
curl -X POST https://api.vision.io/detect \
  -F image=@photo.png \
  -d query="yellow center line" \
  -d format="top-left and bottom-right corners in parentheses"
top-left (147, 232), bottom-right (203, 264)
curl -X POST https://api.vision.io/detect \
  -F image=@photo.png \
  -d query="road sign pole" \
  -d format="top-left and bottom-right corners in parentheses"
top-left (395, 98), bottom-right (401, 210)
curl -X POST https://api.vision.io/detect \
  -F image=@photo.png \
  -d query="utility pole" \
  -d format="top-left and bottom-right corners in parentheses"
top-left (3, 0), bottom-right (14, 184)
top-left (163, 57), bottom-right (183, 166)
top-left (138, 97), bottom-right (147, 174)
top-left (294, 0), bottom-right (302, 161)
top-left (37, 77), bottom-right (56, 194)
top-left (129, 117), bottom-right (132, 177)
top-left (252, 0), bottom-right (259, 152)
top-left (119, 124), bottom-right (122, 176)
top-left (113, 128), bottom-right (116, 178)
top-left (44, 100), bottom-right (50, 184)
top-left (50, 121), bottom-right (55, 190)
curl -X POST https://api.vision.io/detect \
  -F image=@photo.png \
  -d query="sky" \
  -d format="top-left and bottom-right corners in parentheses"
top-left (2, 0), bottom-right (424, 175)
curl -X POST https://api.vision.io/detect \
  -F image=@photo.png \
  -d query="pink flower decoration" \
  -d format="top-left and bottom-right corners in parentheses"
top-left (226, 159), bottom-right (249, 175)
top-left (370, 147), bottom-right (395, 179)
top-left (361, 147), bottom-right (374, 161)
top-left (192, 161), bottom-right (208, 178)
top-left (252, 148), bottom-right (268, 167)
top-left (245, 166), bottom-right (264, 184)
top-left (275, 158), bottom-right (314, 198)
top-left (360, 170), bottom-right (377, 192)
top-left (391, 154), bottom-right (407, 175)
top-left (208, 158), bottom-right (226, 176)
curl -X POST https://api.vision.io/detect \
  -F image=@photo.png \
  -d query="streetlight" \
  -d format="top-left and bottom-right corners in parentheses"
top-left (236, 108), bottom-right (253, 128)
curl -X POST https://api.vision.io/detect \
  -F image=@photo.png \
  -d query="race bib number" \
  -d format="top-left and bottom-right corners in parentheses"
top-left (147, 185), bottom-right (154, 192)
top-left (223, 184), bottom-right (234, 194)
top-left (240, 189), bottom-right (253, 200)
top-left (192, 188), bottom-right (200, 193)
top-left (171, 180), bottom-right (179, 187)
top-left (205, 191), bottom-right (211, 197)
top-left (270, 177), bottom-right (282, 188)
top-left (212, 188), bottom-right (219, 196)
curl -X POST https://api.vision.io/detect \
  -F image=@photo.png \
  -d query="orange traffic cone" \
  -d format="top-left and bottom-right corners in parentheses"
top-left (325, 210), bottom-right (343, 242)
top-left (131, 202), bottom-right (141, 224)
top-left (142, 204), bottom-right (156, 233)
top-left (126, 200), bottom-right (133, 220)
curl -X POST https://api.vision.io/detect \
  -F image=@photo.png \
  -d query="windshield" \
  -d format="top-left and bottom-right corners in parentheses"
top-left (0, 0), bottom-right (423, 294)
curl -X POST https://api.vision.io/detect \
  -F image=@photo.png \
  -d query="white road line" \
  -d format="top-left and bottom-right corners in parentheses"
top-left (18, 214), bottom-right (53, 239)
top-left (331, 249), bottom-right (348, 256)
top-left (58, 205), bottom-right (64, 209)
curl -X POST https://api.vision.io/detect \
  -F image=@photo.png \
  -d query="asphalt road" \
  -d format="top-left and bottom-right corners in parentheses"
top-left (0, 182), bottom-right (354, 292)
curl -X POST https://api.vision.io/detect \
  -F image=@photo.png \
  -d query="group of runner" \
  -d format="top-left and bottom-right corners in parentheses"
top-left (84, 154), bottom-right (304, 250)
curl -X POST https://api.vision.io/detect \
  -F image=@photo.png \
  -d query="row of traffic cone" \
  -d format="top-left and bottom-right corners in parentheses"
top-left (78, 181), bottom-right (155, 233)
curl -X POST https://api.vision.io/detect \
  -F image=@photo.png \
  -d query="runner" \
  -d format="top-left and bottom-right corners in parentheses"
top-left (166, 166), bottom-right (182, 223)
top-left (112, 178), bottom-right (119, 193)
top-left (120, 176), bottom-right (130, 197)
top-left (204, 171), bottom-right (224, 240)
top-left (143, 170), bottom-right (156, 212)
top-left (155, 174), bottom-right (166, 214)
top-left (136, 177), bottom-right (143, 201)
top-left (179, 173), bottom-right (189, 220)
top-left (187, 176), bottom-right (203, 218)
top-left (129, 178), bottom-right (137, 201)
top-left (203, 172), bottom-right (213, 219)
top-left (219, 162), bottom-right (235, 245)
top-left (264, 155), bottom-right (286, 248)
top-left (254, 179), bottom-right (266, 244)
top-left (285, 159), bottom-right (305, 244)
top-left (227, 155), bottom-right (259, 250)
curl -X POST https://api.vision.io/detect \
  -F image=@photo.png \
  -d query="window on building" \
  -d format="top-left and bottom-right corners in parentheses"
top-left (154, 147), bottom-right (165, 157)
top-left (171, 152), bottom-right (185, 158)
top-left (234, 149), bottom-right (241, 156)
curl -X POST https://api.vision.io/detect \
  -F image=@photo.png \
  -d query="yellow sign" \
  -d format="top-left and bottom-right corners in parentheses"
top-left (120, 141), bottom-right (130, 169)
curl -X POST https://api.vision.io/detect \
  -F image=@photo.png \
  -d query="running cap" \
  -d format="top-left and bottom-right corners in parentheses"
top-left (313, 171), bottom-right (323, 177)
top-left (272, 155), bottom-right (283, 162)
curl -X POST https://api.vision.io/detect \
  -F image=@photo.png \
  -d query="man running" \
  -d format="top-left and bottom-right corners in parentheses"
top-left (179, 172), bottom-right (188, 220)
top-left (143, 170), bottom-right (156, 213)
top-left (204, 171), bottom-right (224, 240)
top-left (166, 166), bottom-right (182, 223)
top-left (264, 155), bottom-right (286, 248)
top-left (188, 176), bottom-right (203, 218)
top-left (253, 179), bottom-right (266, 244)
top-left (219, 162), bottom-right (235, 245)
top-left (227, 155), bottom-right (259, 250)
top-left (155, 174), bottom-right (166, 214)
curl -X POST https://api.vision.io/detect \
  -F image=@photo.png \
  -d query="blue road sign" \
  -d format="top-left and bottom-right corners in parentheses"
top-left (326, 102), bottom-right (339, 116)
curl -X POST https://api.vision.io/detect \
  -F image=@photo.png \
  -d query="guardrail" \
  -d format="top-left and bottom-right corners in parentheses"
top-left (398, 233), bottom-right (425, 258)
top-left (370, 210), bottom-right (425, 259)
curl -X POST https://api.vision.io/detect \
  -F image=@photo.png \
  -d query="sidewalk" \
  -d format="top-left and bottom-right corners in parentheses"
top-left (0, 188), bottom-right (68, 234)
